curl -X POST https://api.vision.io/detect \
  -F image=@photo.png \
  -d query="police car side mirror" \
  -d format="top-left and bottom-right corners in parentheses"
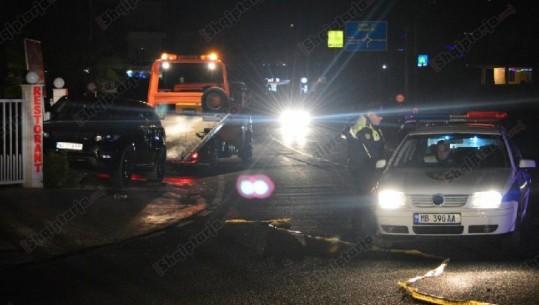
top-left (519, 159), bottom-right (536, 169)
top-left (376, 159), bottom-right (387, 169)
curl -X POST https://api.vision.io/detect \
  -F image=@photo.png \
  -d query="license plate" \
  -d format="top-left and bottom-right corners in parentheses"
top-left (414, 213), bottom-right (461, 224)
top-left (56, 142), bottom-right (83, 150)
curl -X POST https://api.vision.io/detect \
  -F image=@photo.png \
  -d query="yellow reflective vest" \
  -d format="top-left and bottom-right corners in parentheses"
top-left (350, 116), bottom-right (383, 142)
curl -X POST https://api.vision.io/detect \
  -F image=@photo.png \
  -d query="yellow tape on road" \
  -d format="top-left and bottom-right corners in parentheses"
top-left (225, 218), bottom-right (356, 256)
top-left (389, 250), bottom-right (497, 305)
top-left (371, 245), bottom-right (446, 261)
top-left (225, 219), bottom-right (497, 304)
top-left (398, 282), bottom-right (496, 305)
top-left (225, 218), bottom-right (291, 228)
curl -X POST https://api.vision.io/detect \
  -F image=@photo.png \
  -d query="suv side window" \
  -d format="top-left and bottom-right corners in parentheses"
top-left (139, 106), bottom-right (161, 125)
top-left (122, 108), bottom-right (143, 122)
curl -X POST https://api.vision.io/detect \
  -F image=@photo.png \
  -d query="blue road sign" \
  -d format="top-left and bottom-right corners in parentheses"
top-left (418, 54), bottom-right (429, 67)
top-left (345, 21), bottom-right (387, 52)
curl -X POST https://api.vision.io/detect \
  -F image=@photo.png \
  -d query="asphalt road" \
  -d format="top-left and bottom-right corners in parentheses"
top-left (1, 115), bottom-right (539, 305)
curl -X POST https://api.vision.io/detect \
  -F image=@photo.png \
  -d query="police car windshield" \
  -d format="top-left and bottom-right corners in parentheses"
top-left (391, 134), bottom-right (509, 169)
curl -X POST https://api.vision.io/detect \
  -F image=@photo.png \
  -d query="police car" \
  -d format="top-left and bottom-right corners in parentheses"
top-left (373, 112), bottom-right (536, 251)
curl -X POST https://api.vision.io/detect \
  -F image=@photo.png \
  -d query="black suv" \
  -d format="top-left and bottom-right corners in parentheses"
top-left (44, 97), bottom-right (166, 187)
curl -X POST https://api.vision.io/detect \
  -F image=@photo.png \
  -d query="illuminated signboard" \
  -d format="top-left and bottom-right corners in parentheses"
top-left (328, 30), bottom-right (344, 48)
top-left (418, 54), bottom-right (429, 67)
top-left (21, 84), bottom-right (44, 187)
top-left (345, 21), bottom-right (387, 51)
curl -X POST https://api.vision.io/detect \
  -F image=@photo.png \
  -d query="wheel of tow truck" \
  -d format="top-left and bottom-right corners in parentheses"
top-left (147, 149), bottom-right (166, 182)
top-left (209, 143), bottom-right (219, 171)
top-left (240, 145), bottom-right (253, 165)
top-left (240, 130), bottom-right (253, 165)
top-left (202, 88), bottom-right (229, 113)
top-left (111, 147), bottom-right (133, 188)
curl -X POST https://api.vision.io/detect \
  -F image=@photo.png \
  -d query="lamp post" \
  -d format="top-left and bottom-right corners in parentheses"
top-left (52, 77), bottom-right (68, 104)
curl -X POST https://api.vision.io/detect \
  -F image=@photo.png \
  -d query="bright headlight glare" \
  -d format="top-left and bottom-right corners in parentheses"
top-left (471, 191), bottom-right (502, 208)
top-left (378, 190), bottom-right (406, 209)
top-left (279, 110), bottom-right (311, 128)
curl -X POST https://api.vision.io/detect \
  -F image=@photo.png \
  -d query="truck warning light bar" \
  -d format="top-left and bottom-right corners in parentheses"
top-left (159, 52), bottom-right (219, 61)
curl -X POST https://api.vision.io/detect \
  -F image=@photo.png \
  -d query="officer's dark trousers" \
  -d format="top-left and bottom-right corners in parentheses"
top-left (348, 163), bottom-right (376, 206)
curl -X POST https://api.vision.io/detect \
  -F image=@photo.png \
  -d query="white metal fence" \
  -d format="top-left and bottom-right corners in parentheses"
top-left (0, 99), bottom-right (24, 185)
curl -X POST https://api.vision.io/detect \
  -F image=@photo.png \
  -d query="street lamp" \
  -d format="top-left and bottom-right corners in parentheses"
top-left (26, 71), bottom-right (39, 84)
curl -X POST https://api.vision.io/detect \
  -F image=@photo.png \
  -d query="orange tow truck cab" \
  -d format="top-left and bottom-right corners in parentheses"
top-left (147, 52), bottom-right (237, 114)
top-left (146, 52), bottom-right (253, 168)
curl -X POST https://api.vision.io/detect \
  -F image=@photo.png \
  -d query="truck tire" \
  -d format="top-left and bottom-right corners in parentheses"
top-left (240, 129), bottom-right (253, 164)
top-left (208, 138), bottom-right (220, 171)
top-left (202, 88), bottom-right (228, 113)
top-left (111, 147), bottom-right (133, 188)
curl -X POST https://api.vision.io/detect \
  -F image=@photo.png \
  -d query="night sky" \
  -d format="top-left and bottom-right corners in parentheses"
top-left (1, 0), bottom-right (538, 104)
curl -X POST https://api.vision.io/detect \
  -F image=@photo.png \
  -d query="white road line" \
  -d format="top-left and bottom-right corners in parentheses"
top-left (270, 135), bottom-right (346, 168)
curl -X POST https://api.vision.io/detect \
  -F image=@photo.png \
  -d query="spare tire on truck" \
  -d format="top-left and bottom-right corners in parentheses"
top-left (202, 87), bottom-right (229, 113)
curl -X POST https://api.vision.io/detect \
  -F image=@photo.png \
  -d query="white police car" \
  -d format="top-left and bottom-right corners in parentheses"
top-left (373, 112), bottom-right (535, 251)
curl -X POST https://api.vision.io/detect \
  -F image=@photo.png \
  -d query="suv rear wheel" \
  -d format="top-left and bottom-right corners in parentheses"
top-left (111, 147), bottom-right (133, 188)
top-left (147, 149), bottom-right (166, 182)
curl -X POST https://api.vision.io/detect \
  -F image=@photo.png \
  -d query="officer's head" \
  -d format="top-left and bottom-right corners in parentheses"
top-left (366, 102), bottom-right (383, 126)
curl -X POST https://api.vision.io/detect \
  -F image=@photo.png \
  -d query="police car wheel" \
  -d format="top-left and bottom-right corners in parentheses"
top-left (503, 214), bottom-right (533, 258)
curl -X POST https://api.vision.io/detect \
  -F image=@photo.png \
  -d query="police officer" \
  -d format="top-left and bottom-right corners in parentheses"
top-left (346, 102), bottom-right (386, 195)
top-left (345, 102), bottom-right (386, 238)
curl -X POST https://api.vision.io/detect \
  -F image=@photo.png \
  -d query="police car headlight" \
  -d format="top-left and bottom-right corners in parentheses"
top-left (378, 190), bottom-right (406, 209)
top-left (470, 191), bottom-right (502, 209)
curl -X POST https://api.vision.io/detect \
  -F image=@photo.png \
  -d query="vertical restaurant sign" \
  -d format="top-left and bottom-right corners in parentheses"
top-left (33, 86), bottom-right (43, 173)
top-left (24, 38), bottom-right (45, 84)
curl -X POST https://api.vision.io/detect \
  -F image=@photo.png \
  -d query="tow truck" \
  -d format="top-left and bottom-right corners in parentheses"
top-left (147, 52), bottom-right (253, 168)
